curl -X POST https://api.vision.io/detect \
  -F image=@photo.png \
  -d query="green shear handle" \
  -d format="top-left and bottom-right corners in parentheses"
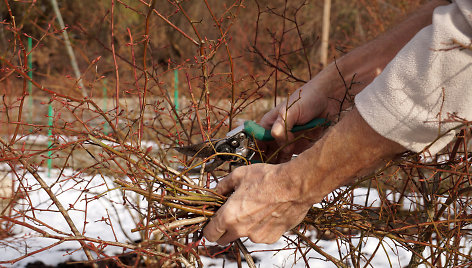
top-left (243, 118), bottom-right (329, 141)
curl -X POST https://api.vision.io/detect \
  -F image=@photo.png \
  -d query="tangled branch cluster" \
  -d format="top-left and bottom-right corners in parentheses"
top-left (0, 0), bottom-right (470, 267)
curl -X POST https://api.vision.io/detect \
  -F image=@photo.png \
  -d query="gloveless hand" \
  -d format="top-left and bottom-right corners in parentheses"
top-left (203, 163), bottom-right (316, 245)
top-left (259, 80), bottom-right (336, 163)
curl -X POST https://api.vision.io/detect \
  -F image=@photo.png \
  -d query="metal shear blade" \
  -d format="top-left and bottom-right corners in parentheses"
top-left (174, 140), bottom-right (220, 159)
top-left (175, 129), bottom-right (256, 171)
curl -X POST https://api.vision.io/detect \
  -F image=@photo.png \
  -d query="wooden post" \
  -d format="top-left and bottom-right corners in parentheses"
top-left (50, 0), bottom-right (87, 97)
top-left (320, 0), bottom-right (331, 67)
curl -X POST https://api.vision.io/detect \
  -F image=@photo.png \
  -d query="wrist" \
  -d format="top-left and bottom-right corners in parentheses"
top-left (282, 108), bottom-right (406, 205)
top-left (280, 155), bottom-right (328, 205)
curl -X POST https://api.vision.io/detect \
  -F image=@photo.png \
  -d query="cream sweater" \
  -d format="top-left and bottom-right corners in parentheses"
top-left (355, 0), bottom-right (472, 155)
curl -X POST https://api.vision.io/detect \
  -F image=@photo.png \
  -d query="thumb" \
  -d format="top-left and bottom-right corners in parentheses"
top-left (259, 107), bottom-right (279, 129)
top-left (271, 115), bottom-right (296, 161)
top-left (214, 167), bottom-right (244, 196)
top-left (271, 115), bottom-right (291, 141)
top-left (271, 107), bottom-right (298, 144)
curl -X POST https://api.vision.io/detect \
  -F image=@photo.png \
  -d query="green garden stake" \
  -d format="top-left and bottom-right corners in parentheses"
top-left (28, 37), bottom-right (33, 132)
top-left (47, 102), bottom-right (53, 177)
top-left (173, 69), bottom-right (180, 143)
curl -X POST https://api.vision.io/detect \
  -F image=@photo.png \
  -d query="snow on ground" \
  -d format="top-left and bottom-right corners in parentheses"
top-left (0, 166), bottom-right (468, 267)
top-left (0, 167), bottom-right (141, 267)
top-left (200, 235), bottom-right (412, 268)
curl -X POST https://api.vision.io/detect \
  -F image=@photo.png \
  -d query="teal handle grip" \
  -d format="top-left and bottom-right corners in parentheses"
top-left (243, 118), bottom-right (329, 141)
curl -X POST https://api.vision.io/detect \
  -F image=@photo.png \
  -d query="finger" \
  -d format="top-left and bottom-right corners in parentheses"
top-left (249, 228), bottom-right (283, 244)
top-left (271, 108), bottom-right (298, 144)
top-left (214, 167), bottom-right (244, 196)
top-left (271, 114), bottom-right (290, 141)
top-left (259, 107), bottom-right (280, 129)
top-left (270, 115), bottom-right (295, 161)
top-left (216, 229), bottom-right (241, 246)
top-left (203, 215), bottom-right (226, 243)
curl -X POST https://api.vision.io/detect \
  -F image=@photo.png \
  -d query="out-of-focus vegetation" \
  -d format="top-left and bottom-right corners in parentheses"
top-left (1, 0), bottom-right (424, 99)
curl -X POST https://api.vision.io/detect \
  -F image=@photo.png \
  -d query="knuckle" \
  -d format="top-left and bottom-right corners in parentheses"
top-left (265, 236), bottom-right (280, 244)
top-left (248, 234), bottom-right (264, 244)
top-left (215, 177), bottom-right (229, 190)
top-left (203, 223), bottom-right (221, 242)
top-left (256, 234), bottom-right (280, 244)
top-left (276, 109), bottom-right (287, 121)
top-left (219, 212), bottom-right (237, 228)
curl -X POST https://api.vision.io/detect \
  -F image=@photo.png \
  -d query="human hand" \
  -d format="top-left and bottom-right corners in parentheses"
top-left (259, 82), bottom-right (338, 162)
top-left (202, 163), bottom-right (316, 245)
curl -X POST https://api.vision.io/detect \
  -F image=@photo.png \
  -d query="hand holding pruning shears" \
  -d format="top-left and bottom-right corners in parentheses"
top-left (176, 118), bottom-right (328, 171)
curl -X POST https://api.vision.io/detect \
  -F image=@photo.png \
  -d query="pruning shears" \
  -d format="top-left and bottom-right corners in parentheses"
top-left (175, 118), bottom-right (328, 172)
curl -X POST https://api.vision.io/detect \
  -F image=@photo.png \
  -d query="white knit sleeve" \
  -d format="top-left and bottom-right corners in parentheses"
top-left (355, 2), bottom-right (472, 155)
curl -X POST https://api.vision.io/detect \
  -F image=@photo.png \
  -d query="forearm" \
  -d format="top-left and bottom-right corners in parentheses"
top-left (286, 108), bottom-right (406, 203)
top-left (310, 0), bottom-right (450, 101)
top-left (204, 108), bottom-right (407, 245)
